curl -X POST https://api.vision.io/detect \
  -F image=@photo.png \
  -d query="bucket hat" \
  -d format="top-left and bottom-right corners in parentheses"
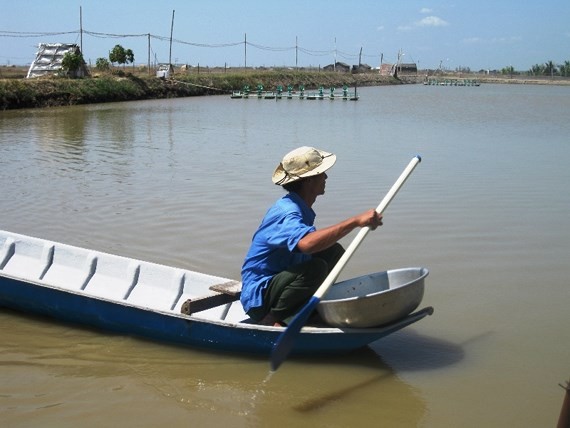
top-left (272, 146), bottom-right (336, 185)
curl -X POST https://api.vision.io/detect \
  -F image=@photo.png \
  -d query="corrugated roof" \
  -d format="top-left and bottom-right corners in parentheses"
top-left (26, 43), bottom-right (88, 78)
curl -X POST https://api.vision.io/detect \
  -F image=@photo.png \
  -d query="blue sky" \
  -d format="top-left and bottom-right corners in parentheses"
top-left (1, 0), bottom-right (569, 71)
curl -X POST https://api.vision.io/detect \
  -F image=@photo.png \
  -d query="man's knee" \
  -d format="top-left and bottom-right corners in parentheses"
top-left (305, 257), bottom-right (329, 283)
top-left (314, 243), bottom-right (345, 272)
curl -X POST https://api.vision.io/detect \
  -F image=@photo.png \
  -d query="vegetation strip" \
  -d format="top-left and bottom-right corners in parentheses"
top-left (0, 70), bottom-right (399, 110)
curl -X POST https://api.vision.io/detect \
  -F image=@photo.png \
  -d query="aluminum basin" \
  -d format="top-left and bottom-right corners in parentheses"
top-left (317, 267), bottom-right (429, 328)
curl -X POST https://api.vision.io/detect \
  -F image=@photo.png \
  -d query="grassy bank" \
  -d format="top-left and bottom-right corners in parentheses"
top-left (4, 66), bottom-right (568, 110)
top-left (0, 70), bottom-right (399, 110)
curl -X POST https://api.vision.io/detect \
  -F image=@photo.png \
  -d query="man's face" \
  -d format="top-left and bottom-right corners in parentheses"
top-left (308, 172), bottom-right (328, 196)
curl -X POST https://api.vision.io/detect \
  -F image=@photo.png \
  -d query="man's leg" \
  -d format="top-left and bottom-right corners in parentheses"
top-left (313, 242), bottom-right (345, 269)
top-left (263, 257), bottom-right (328, 324)
top-left (249, 243), bottom-right (346, 325)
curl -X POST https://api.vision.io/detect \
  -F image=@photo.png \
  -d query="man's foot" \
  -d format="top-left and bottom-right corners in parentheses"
top-left (259, 313), bottom-right (286, 327)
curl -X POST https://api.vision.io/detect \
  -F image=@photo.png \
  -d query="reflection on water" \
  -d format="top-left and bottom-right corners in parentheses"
top-left (369, 329), bottom-right (467, 372)
top-left (1, 84), bottom-right (570, 426)
top-left (0, 309), bottom-right (425, 427)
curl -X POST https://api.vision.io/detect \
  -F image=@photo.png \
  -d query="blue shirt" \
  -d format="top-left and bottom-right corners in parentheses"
top-left (240, 192), bottom-right (316, 313)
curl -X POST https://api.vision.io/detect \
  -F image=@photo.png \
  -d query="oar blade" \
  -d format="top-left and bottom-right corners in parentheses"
top-left (270, 295), bottom-right (320, 371)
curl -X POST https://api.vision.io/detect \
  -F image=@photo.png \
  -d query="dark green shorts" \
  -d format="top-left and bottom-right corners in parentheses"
top-left (247, 243), bottom-right (344, 324)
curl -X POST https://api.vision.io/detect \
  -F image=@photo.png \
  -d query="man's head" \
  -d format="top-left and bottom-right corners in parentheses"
top-left (272, 146), bottom-right (336, 186)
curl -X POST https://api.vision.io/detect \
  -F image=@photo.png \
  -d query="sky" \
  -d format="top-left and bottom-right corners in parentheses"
top-left (1, 0), bottom-right (569, 71)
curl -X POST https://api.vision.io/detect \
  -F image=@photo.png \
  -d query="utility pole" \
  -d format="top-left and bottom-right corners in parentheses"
top-left (295, 36), bottom-right (298, 70)
top-left (79, 6), bottom-right (83, 54)
top-left (334, 37), bottom-right (337, 71)
top-left (244, 33), bottom-right (247, 70)
top-left (169, 10), bottom-right (175, 68)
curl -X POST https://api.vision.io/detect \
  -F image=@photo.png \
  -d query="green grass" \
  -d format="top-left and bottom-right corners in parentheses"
top-left (0, 70), bottom-right (399, 110)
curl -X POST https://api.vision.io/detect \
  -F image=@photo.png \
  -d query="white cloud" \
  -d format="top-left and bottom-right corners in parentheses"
top-left (398, 14), bottom-right (449, 31)
top-left (420, 8), bottom-right (433, 14)
top-left (462, 36), bottom-right (521, 44)
top-left (417, 16), bottom-right (449, 27)
top-left (493, 36), bottom-right (522, 44)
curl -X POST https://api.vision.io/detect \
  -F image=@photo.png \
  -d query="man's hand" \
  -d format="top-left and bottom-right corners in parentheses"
top-left (298, 209), bottom-right (383, 254)
top-left (356, 209), bottom-right (383, 230)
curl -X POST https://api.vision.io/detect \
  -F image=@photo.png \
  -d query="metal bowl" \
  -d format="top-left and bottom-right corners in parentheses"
top-left (317, 267), bottom-right (429, 328)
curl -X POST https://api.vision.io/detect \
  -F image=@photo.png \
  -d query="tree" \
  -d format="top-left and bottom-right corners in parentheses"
top-left (95, 57), bottom-right (110, 71)
top-left (544, 60), bottom-right (557, 77)
top-left (125, 49), bottom-right (135, 66)
top-left (109, 44), bottom-right (135, 67)
top-left (559, 60), bottom-right (570, 77)
top-left (501, 65), bottom-right (515, 77)
top-left (61, 51), bottom-right (86, 78)
top-left (529, 64), bottom-right (544, 76)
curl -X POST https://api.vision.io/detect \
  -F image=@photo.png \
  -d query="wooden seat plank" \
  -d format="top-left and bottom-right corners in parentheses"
top-left (181, 280), bottom-right (242, 315)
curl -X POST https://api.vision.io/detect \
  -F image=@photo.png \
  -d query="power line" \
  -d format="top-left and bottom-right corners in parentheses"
top-left (0, 30), bottom-right (78, 38)
top-left (1, 28), bottom-right (382, 65)
top-left (84, 30), bottom-right (148, 39)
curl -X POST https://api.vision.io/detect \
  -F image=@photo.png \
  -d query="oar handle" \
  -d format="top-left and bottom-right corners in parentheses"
top-left (313, 155), bottom-right (421, 299)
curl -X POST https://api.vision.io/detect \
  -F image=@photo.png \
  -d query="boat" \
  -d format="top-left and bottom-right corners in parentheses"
top-left (0, 230), bottom-right (433, 356)
top-left (423, 78), bottom-right (481, 87)
top-left (229, 84), bottom-right (360, 101)
top-left (230, 85), bottom-right (251, 99)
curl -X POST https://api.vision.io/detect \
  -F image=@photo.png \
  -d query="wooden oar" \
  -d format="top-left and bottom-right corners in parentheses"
top-left (270, 155), bottom-right (422, 371)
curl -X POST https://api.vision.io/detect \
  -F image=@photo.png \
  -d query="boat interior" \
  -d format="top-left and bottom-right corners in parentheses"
top-left (0, 230), bottom-right (248, 322)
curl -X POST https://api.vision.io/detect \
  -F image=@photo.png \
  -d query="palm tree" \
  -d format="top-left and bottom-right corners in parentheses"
top-left (544, 60), bottom-right (557, 78)
top-left (529, 64), bottom-right (543, 76)
top-left (560, 61), bottom-right (570, 77)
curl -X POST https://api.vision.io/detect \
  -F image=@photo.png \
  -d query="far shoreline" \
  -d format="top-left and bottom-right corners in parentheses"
top-left (1, 66), bottom-right (568, 111)
top-left (445, 74), bottom-right (570, 86)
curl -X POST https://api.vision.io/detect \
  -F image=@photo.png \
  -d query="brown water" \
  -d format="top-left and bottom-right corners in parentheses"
top-left (1, 84), bottom-right (569, 427)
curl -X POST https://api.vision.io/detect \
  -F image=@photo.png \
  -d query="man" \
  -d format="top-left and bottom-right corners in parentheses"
top-left (240, 146), bottom-right (383, 326)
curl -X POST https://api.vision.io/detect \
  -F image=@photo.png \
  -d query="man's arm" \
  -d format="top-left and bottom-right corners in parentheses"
top-left (296, 209), bottom-right (383, 254)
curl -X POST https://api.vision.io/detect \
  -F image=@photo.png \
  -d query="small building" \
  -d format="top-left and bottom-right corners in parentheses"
top-left (352, 63), bottom-right (372, 73)
top-left (396, 63), bottom-right (418, 76)
top-left (379, 62), bottom-right (417, 78)
top-left (27, 43), bottom-right (88, 79)
top-left (379, 63), bottom-right (395, 76)
top-left (323, 62), bottom-right (351, 73)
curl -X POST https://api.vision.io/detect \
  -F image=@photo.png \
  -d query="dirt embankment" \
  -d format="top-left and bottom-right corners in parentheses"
top-left (3, 69), bottom-right (567, 110)
top-left (0, 70), bottom-right (399, 110)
